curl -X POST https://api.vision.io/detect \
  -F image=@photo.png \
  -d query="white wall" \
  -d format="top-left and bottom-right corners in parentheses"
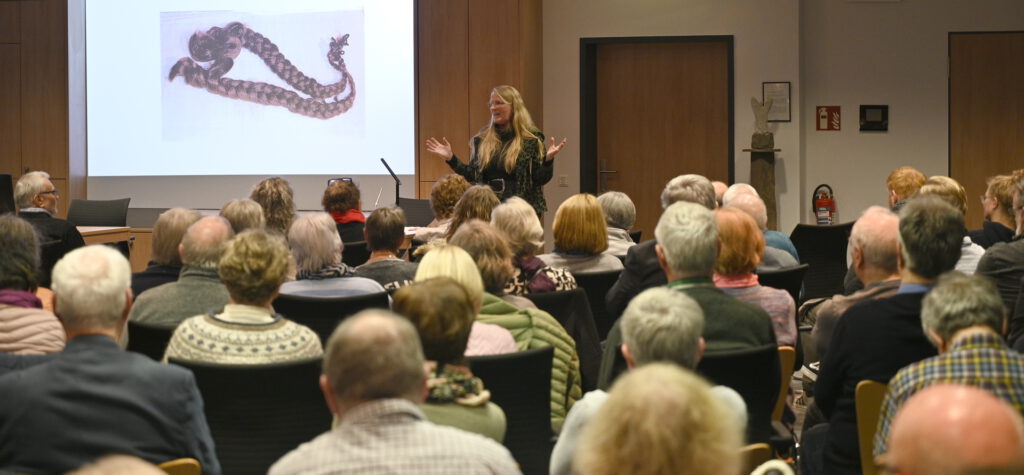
top-left (800, 0), bottom-right (1024, 225)
top-left (543, 0), bottom-right (802, 233)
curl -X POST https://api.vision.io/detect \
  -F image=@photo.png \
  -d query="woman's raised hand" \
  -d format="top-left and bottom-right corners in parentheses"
top-left (545, 136), bottom-right (568, 161)
top-left (426, 137), bottom-right (454, 160)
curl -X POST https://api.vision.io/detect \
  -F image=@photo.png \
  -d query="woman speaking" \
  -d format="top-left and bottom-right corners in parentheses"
top-left (426, 85), bottom-right (567, 215)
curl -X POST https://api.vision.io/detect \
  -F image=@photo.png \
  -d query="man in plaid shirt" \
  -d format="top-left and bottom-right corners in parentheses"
top-left (874, 272), bottom-right (1024, 456)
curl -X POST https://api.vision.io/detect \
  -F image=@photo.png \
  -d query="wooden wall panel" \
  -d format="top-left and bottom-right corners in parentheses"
top-left (0, 44), bottom-right (21, 178)
top-left (0, 2), bottom-right (19, 44)
top-left (467, 0), bottom-right (520, 131)
top-left (518, 0), bottom-right (543, 128)
top-left (19, 0), bottom-right (68, 182)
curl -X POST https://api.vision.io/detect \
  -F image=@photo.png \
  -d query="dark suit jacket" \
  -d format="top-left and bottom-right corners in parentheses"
top-left (131, 262), bottom-right (182, 297)
top-left (605, 240), bottom-right (666, 319)
top-left (0, 335), bottom-right (221, 474)
top-left (18, 210), bottom-right (85, 288)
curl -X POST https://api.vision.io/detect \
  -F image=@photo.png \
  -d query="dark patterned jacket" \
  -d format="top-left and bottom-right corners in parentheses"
top-left (447, 128), bottom-right (554, 214)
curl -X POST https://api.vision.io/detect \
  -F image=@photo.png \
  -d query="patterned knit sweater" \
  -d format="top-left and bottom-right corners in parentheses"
top-left (163, 304), bottom-right (322, 364)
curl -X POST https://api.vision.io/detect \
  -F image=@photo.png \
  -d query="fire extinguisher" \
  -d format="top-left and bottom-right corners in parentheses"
top-left (813, 184), bottom-right (836, 225)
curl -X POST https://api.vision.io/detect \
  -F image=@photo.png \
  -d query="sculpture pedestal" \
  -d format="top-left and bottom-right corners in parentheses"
top-left (742, 148), bottom-right (780, 231)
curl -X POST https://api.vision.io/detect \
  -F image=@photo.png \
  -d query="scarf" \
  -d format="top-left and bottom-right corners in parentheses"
top-left (330, 209), bottom-right (366, 224)
top-left (713, 273), bottom-right (759, 289)
top-left (517, 255), bottom-right (556, 293)
top-left (0, 289), bottom-right (43, 309)
top-left (426, 362), bottom-right (492, 407)
top-left (296, 263), bottom-right (357, 281)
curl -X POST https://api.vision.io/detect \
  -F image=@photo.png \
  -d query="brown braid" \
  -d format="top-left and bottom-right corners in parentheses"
top-left (168, 22), bottom-right (356, 120)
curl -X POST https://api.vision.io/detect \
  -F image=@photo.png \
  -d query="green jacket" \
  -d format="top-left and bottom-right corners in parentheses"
top-left (478, 293), bottom-right (582, 433)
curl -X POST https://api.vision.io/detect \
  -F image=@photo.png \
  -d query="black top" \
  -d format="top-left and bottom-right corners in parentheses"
top-left (18, 210), bottom-right (86, 288)
top-left (605, 240), bottom-right (666, 319)
top-left (131, 262), bottom-right (182, 297)
top-left (969, 220), bottom-right (1015, 250)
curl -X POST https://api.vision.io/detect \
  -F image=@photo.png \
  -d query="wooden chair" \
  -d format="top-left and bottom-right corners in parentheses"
top-left (522, 289), bottom-right (602, 391)
top-left (789, 222), bottom-right (854, 300)
top-left (740, 443), bottom-right (773, 475)
top-left (273, 291), bottom-right (390, 344)
top-left (158, 457), bottom-right (201, 475)
top-left (573, 269), bottom-right (623, 340)
top-left (168, 357), bottom-right (331, 474)
top-left (341, 240), bottom-right (371, 267)
top-left (126, 320), bottom-right (174, 361)
top-left (855, 380), bottom-right (888, 475)
top-left (468, 346), bottom-right (554, 475)
top-left (772, 346), bottom-right (796, 423)
top-left (697, 344), bottom-right (782, 444)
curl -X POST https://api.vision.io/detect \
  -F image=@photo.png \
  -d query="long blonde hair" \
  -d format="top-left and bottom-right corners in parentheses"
top-left (474, 85), bottom-right (544, 173)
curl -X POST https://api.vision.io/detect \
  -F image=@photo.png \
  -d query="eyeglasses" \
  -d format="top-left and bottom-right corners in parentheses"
top-left (39, 189), bottom-right (59, 197)
top-left (327, 177), bottom-right (354, 186)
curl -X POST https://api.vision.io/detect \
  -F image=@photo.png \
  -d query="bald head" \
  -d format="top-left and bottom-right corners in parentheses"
top-left (179, 216), bottom-right (234, 268)
top-left (726, 193), bottom-right (768, 231)
top-left (721, 183), bottom-right (759, 207)
top-left (850, 206), bottom-right (900, 278)
top-left (712, 181), bottom-right (728, 206)
top-left (885, 384), bottom-right (1024, 475)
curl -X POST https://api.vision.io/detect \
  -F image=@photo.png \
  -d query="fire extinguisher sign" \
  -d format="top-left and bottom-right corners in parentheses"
top-left (817, 106), bottom-right (840, 131)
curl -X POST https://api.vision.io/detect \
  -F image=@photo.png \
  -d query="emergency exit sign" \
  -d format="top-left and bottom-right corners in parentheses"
top-left (817, 106), bottom-right (840, 131)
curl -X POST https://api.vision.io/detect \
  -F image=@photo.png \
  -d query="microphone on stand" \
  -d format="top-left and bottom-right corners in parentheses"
top-left (380, 158), bottom-right (400, 205)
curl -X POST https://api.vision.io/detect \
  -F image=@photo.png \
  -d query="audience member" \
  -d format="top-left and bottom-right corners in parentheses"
top-left (355, 206), bottom-right (418, 292)
top-left (67, 455), bottom-right (165, 475)
top-left (722, 183), bottom-right (799, 260)
top-left (0, 215), bottom-right (64, 354)
top-left (443, 185), bottom-right (501, 242)
top-left (809, 206), bottom-right (901, 360)
top-left (916, 175), bottom-right (985, 274)
top-left (13, 170), bottom-right (84, 287)
top-left (978, 169), bottom-right (1024, 341)
top-left (249, 177), bottom-right (296, 236)
top-left (720, 182), bottom-right (758, 206)
top-left (551, 287), bottom-right (747, 475)
top-left (0, 245), bottom-right (220, 473)
top-left (970, 174), bottom-right (1017, 248)
top-left (539, 193), bottom-right (623, 273)
top-left (164, 230), bottom-right (322, 364)
top-left (131, 208), bottom-right (200, 296)
top-left (886, 166), bottom-right (926, 212)
top-left (129, 216), bottom-right (234, 328)
top-left (413, 174), bottom-right (471, 242)
top-left (726, 192), bottom-right (800, 268)
top-left (874, 272), bottom-right (1024, 455)
top-left (598, 201), bottom-right (775, 388)
top-left (879, 384), bottom-right (1024, 475)
top-left (804, 195), bottom-right (962, 475)
top-left (268, 311), bottom-right (519, 474)
top-left (279, 212), bottom-right (385, 298)
top-left (449, 219), bottom-right (535, 309)
top-left (322, 179), bottom-right (365, 243)
top-left (713, 207), bottom-right (797, 346)
top-left (219, 198), bottom-right (265, 234)
top-left (712, 180), bottom-right (728, 206)
top-left (596, 191), bottom-right (637, 257)
top-left (491, 196), bottom-right (577, 295)
top-left (392, 278), bottom-right (507, 442)
top-left (605, 173), bottom-right (717, 318)
top-left (574, 363), bottom-right (743, 475)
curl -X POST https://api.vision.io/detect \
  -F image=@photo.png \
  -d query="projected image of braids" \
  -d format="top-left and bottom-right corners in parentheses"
top-left (168, 22), bottom-right (356, 120)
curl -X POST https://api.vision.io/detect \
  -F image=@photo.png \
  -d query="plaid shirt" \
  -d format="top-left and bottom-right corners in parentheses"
top-left (874, 331), bottom-right (1024, 455)
top-left (268, 398), bottom-right (520, 474)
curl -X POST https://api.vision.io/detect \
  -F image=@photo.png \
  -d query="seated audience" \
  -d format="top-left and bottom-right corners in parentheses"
top-left (573, 363), bottom-right (743, 475)
top-left (164, 230), bottom-right (322, 364)
top-left (599, 201), bottom-right (775, 388)
top-left (879, 384), bottom-right (1024, 475)
top-left (713, 207), bottom-right (797, 346)
top-left (322, 179), bottom-right (365, 243)
top-left (874, 272), bottom-right (1024, 454)
top-left (355, 206), bottom-right (418, 292)
top-left (970, 173), bottom-right (1017, 248)
top-left (606, 173), bottom-right (718, 318)
top-left (13, 170), bottom-right (84, 287)
top-left (712, 180), bottom-right (728, 206)
top-left (804, 195), bottom-right (962, 475)
top-left (132, 208), bottom-right (200, 296)
top-left (0, 215), bottom-right (64, 354)
top-left (129, 216), bottom-right (234, 328)
top-left (443, 185), bottom-right (501, 242)
top-left (726, 192), bottom-right (800, 266)
top-left (491, 196), bottom-right (577, 295)
top-left (413, 174), bottom-right (471, 242)
top-left (249, 176), bottom-right (296, 236)
top-left (268, 311), bottom-right (518, 474)
top-left (551, 287), bottom-right (746, 475)
top-left (279, 212), bottom-right (385, 298)
top-left (886, 166), bottom-right (926, 212)
top-left (392, 278), bottom-right (507, 442)
top-left (449, 219), bottom-right (536, 309)
top-left (916, 175), bottom-right (984, 274)
top-left (596, 191), bottom-right (637, 257)
top-left (978, 168), bottom-right (1024, 341)
top-left (538, 193), bottom-right (623, 274)
top-left (219, 198), bottom-right (265, 234)
top-left (0, 245), bottom-right (220, 473)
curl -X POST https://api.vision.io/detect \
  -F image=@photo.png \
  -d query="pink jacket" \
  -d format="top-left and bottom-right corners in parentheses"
top-left (0, 305), bottom-right (66, 355)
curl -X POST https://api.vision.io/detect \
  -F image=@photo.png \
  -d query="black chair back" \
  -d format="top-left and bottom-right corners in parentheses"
top-left (168, 358), bottom-right (330, 474)
top-left (126, 320), bottom-right (174, 360)
top-left (573, 270), bottom-right (622, 340)
top-left (789, 222), bottom-right (853, 300)
top-left (397, 198), bottom-right (434, 227)
top-left (67, 198), bottom-right (131, 227)
top-left (756, 263), bottom-right (809, 306)
top-left (341, 240), bottom-right (371, 267)
top-left (628, 230), bottom-right (642, 243)
top-left (697, 344), bottom-right (781, 444)
top-left (523, 289), bottom-right (602, 391)
top-left (273, 291), bottom-right (390, 344)
top-left (0, 174), bottom-right (14, 215)
top-left (468, 346), bottom-right (554, 475)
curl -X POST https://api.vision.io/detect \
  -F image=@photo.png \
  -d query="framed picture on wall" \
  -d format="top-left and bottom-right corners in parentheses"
top-left (762, 81), bottom-right (791, 122)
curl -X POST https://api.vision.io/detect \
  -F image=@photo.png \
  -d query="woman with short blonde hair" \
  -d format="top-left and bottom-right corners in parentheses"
top-left (491, 197), bottom-right (577, 295)
top-left (219, 199), bottom-right (265, 234)
top-left (917, 175), bottom-right (985, 274)
top-left (538, 194), bottom-right (623, 274)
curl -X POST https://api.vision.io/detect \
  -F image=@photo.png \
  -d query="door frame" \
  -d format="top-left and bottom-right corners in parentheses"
top-left (579, 35), bottom-right (735, 194)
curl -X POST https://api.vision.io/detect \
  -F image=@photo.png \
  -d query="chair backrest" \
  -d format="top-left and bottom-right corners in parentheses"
top-left (0, 174), bottom-right (14, 215)
top-left (522, 289), bottom-right (602, 392)
top-left (757, 263), bottom-right (809, 306)
top-left (126, 320), bottom-right (175, 360)
top-left (158, 457), bottom-right (201, 475)
top-left (341, 240), bottom-right (371, 267)
top-left (789, 222), bottom-right (854, 300)
top-left (272, 291), bottom-right (391, 344)
top-left (397, 198), bottom-right (435, 227)
top-left (66, 198), bottom-right (131, 226)
top-left (855, 380), bottom-right (888, 475)
top-left (697, 344), bottom-right (781, 444)
top-left (628, 230), bottom-right (642, 243)
top-left (573, 269), bottom-right (623, 340)
top-left (168, 357), bottom-right (331, 474)
top-left (772, 346), bottom-right (796, 422)
top-left (468, 346), bottom-right (554, 475)
top-left (740, 443), bottom-right (773, 475)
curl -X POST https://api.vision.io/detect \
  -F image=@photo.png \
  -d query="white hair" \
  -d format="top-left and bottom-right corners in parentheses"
top-left (721, 183), bottom-right (759, 207)
top-left (288, 212), bottom-right (343, 273)
top-left (621, 287), bottom-right (705, 369)
top-left (654, 201), bottom-right (718, 277)
top-left (725, 193), bottom-right (768, 231)
top-left (660, 174), bottom-right (717, 210)
top-left (597, 191), bottom-right (637, 230)
top-left (51, 245), bottom-right (131, 331)
top-left (14, 171), bottom-right (51, 209)
top-left (490, 196), bottom-right (544, 256)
